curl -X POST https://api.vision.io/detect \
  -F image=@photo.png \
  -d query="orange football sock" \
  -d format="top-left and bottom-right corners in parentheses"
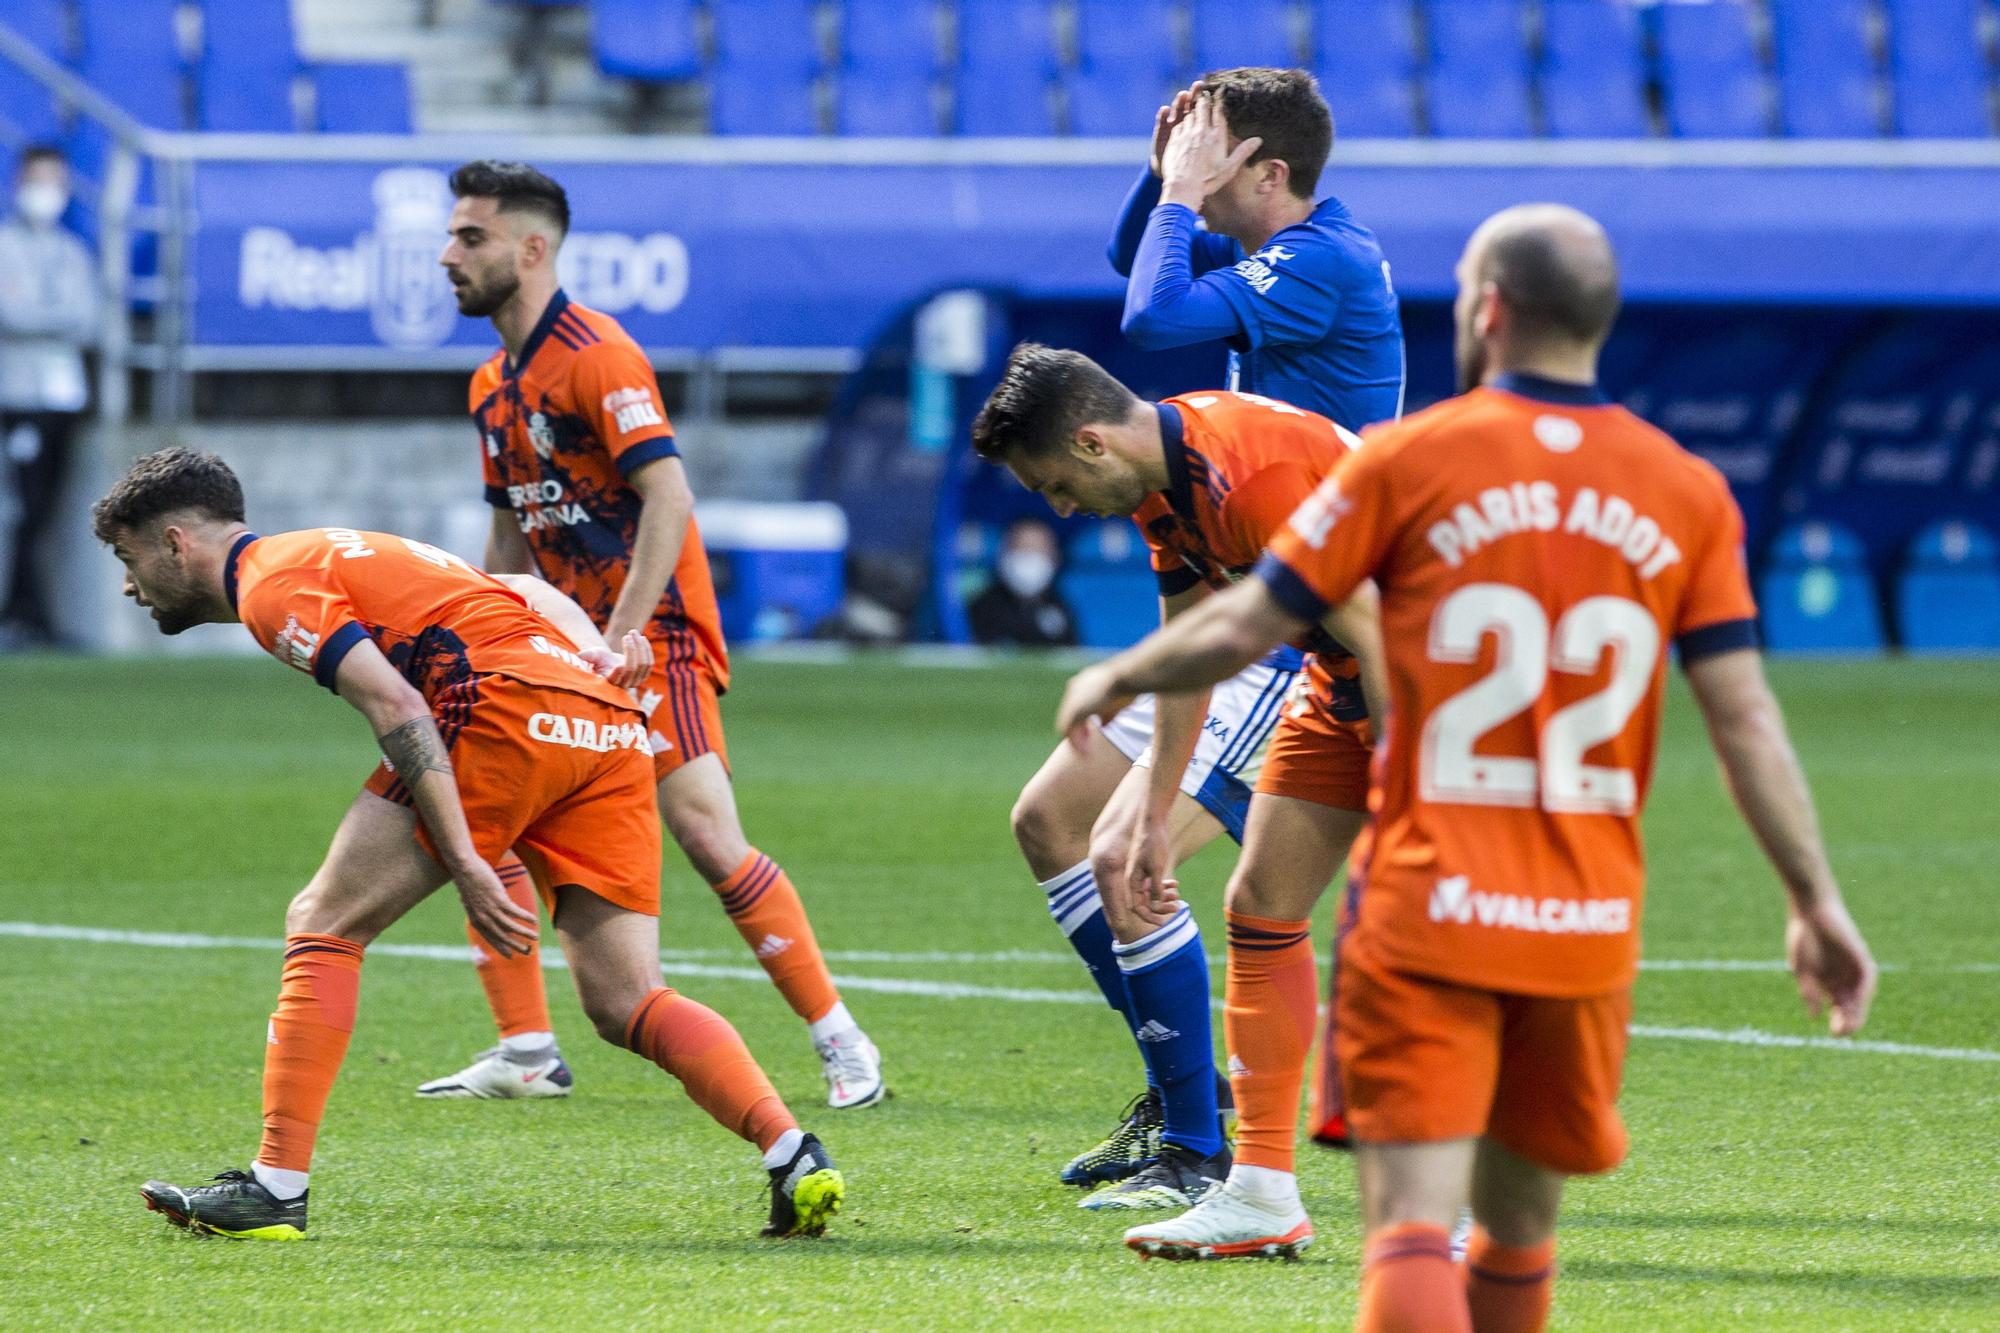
top-left (1357, 1222), bottom-right (1472, 1333)
top-left (712, 850), bottom-right (841, 1025)
top-left (466, 852), bottom-right (553, 1040)
top-left (258, 934), bottom-right (365, 1173)
top-left (1464, 1227), bottom-right (1556, 1333)
top-left (1224, 911), bottom-right (1319, 1172)
top-left (624, 986), bottom-right (797, 1152)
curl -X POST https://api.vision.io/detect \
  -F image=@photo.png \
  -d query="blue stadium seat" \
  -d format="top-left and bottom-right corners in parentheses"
top-left (835, 0), bottom-right (941, 134)
top-left (313, 63), bottom-right (413, 133)
top-left (592, 0), bottom-right (700, 83)
top-left (1770, 0), bottom-right (1882, 137)
top-left (0, 65), bottom-right (62, 143)
top-left (1897, 521), bottom-right (2000, 652)
top-left (1190, 0), bottom-right (1300, 72)
top-left (1885, 0), bottom-right (1991, 137)
top-left (79, 0), bottom-right (187, 128)
top-left (1068, 0), bottom-right (1180, 135)
top-left (1759, 521), bottom-right (1885, 653)
top-left (199, 0), bottom-right (301, 132)
top-left (1311, 0), bottom-right (1418, 137)
top-left (4, 0), bottom-right (70, 58)
top-left (1539, 0), bottom-right (1651, 138)
top-left (1422, 0), bottom-right (1533, 137)
top-left (956, 0), bottom-right (1059, 136)
top-left (710, 0), bottom-right (821, 134)
top-left (1657, 0), bottom-right (1771, 137)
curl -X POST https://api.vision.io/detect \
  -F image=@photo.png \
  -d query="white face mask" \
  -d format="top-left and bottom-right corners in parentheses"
top-left (998, 548), bottom-right (1057, 599)
top-left (16, 182), bottom-right (67, 226)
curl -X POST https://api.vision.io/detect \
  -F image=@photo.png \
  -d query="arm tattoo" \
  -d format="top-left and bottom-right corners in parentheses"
top-left (378, 717), bottom-right (454, 780)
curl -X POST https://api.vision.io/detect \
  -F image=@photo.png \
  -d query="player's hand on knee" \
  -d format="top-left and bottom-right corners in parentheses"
top-left (453, 855), bottom-right (540, 958)
top-left (1123, 814), bottom-right (1181, 924)
top-left (1785, 898), bottom-right (1877, 1037)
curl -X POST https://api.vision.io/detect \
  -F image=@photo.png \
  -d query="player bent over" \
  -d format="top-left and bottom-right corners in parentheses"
top-left (421, 160), bottom-right (880, 1110)
top-left (975, 346), bottom-right (1374, 1224)
top-left (1058, 206), bottom-right (1875, 1326)
top-left (99, 449), bottom-right (845, 1241)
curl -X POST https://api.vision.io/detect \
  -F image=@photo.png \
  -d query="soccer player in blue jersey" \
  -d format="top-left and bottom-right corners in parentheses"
top-left (1006, 67), bottom-right (1405, 1217)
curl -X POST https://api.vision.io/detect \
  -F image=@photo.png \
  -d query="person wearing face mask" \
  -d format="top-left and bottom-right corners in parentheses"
top-left (969, 517), bottom-right (1079, 648)
top-left (0, 144), bottom-right (97, 648)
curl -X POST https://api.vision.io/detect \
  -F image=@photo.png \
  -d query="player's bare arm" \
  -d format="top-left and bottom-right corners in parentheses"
top-left (1058, 578), bottom-right (1301, 746)
top-left (1319, 578), bottom-right (1389, 722)
top-left (1684, 647), bottom-right (1878, 1036)
top-left (603, 455), bottom-right (695, 644)
top-left (332, 639), bottom-right (537, 958)
top-left (492, 571), bottom-right (654, 689)
top-left (484, 506), bottom-right (533, 574)
top-left (1111, 585), bottom-right (1212, 927)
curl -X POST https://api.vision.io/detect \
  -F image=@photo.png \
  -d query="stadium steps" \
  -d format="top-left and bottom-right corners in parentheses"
top-left (294, 0), bottom-right (630, 133)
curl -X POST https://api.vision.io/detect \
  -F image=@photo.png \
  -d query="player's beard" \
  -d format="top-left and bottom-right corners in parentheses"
top-left (1453, 328), bottom-right (1488, 395)
top-left (142, 577), bottom-right (204, 635)
top-left (454, 265), bottom-right (521, 318)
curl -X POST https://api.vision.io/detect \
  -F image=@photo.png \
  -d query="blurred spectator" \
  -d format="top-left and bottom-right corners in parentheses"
top-left (969, 518), bottom-right (1078, 648)
top-left (0, 145), bottom-right (96, 648)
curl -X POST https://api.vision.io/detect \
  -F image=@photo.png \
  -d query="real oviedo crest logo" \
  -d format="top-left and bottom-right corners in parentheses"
top-left (368, 168), bottom-right (460, 349)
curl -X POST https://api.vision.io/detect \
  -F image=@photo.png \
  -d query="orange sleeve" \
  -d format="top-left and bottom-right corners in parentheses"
top-left (1673, 468), bottom-right (1761, 660)
top-left (472, 362), bottom-right (507, 507)
top-left (569, 341), bottom-right (679, 479)
top-left (1254, 439), bottom-right (1401, 621)
top-left (239, 556), bottom-right (371, 692)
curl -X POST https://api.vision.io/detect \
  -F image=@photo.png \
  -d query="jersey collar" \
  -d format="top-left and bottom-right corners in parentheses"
top-left (223, 531), bottom-right (258, 613)
top-left (1489, 372), bottom-right (1609, 407)
top-left (1156, 402), bottom-right (1197, 519)
top-left (507, 289), bottom-right (573, 378)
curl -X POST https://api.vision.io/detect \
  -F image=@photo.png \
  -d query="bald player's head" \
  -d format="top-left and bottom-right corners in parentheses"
top-left (1453, 204), bottom-right (1621, 393)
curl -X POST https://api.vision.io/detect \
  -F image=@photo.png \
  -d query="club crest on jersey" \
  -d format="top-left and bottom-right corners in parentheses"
top-left (527, 412), bottom-right (557, 459)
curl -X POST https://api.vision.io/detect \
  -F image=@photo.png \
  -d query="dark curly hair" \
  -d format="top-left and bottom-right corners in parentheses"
top-left (92, 448), bottom-right (245, 542)
top-left (971, 343), bottom-right (1140, 463)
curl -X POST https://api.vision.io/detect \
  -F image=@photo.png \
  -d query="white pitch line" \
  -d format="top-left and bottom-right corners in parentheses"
top-left (5, 920), bottom-right (1997, 1063)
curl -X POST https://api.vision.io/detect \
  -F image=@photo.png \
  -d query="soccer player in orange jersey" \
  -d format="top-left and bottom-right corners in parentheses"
top-left (1058, 204), bottom-right (1876, 1314)
top-left (973, 347), bottom-right (1376, 1224)
top-left (417, 161), bottom-right (881, 1109)
top-left (99, 449), bottom-right (844, 1240)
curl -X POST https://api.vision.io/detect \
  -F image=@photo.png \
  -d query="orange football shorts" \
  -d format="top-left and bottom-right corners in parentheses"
top-left (633, 657), bottom-right (729, 781)
top-left (365, 675), bottom-right (663, 916)
top-left (1334, 932), bottom-right (1633, 1176)
top-left (1254, 663), bottom-right (1373, 812)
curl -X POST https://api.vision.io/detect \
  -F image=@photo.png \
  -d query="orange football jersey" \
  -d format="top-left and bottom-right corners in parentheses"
top-left (474, 291), bottom-right (729, 690)
top-left (231, 527), bottom-right (640, 719)
top-left (1134, 390), bottom-right (1368, 716)
top-left (1260, 375), bottom-right (1758, 996)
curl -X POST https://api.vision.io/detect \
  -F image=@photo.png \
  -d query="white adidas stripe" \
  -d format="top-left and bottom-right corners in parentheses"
top-left (2, 920), bottom-right (1993, 1063)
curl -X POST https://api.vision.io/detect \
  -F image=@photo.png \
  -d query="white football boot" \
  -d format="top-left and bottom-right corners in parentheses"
top-left (1123, 1179), bottom-right (1314, 1261)
top-left (814, 1029), bottom-right (885, 1109)
top-left (415, 1047), bottom-right (573, 1099)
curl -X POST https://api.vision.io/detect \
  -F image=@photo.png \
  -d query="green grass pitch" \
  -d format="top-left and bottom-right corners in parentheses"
top-left (1, 653), bottom-right (1995, 1329)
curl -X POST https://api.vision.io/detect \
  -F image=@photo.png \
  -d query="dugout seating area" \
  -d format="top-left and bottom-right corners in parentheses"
top-left (560, 0), bottom-right (1997, 139)
top-left (0, 0), bottom-right (412, 149)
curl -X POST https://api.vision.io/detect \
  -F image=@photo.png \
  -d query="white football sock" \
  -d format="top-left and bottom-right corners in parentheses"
top-left (808, 1002), bottom-right (856, 1045)
top-left (1228, 1163), bottom-right (1300, 1204)
top-left (762, 1127), bottom-right (806, 1170)
top-left (252, 1161), bottom-right (309, 1201)
top-left (499, 1031), bottom-right (556, 1059)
